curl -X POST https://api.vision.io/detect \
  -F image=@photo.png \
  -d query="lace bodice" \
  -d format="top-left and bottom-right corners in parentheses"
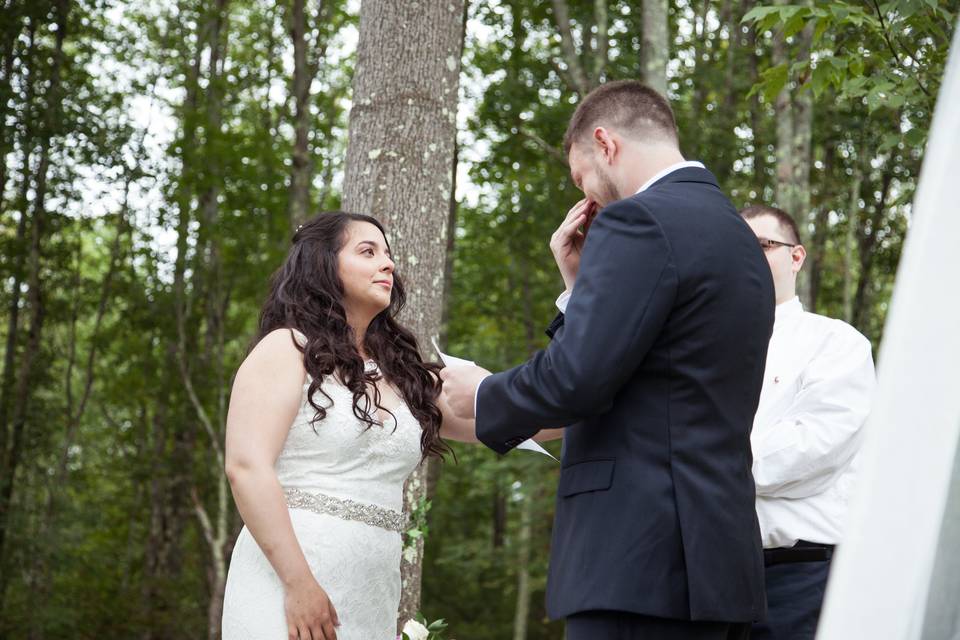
top-left (276, 375), bottom-right (423, 512)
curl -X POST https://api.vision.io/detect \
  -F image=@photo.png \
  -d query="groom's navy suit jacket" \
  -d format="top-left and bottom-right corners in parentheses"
top-left (476, 167), bottom-right (774, 623)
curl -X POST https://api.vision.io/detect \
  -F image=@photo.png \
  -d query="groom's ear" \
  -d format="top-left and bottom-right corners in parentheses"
top-left (592, 126), bottom-right (618, 164)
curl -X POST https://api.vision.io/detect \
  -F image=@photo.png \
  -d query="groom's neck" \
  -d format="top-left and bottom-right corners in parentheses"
top-left (618, 145), bottom-right (686, 198)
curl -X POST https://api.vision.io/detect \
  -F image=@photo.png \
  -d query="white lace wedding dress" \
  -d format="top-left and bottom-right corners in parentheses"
top-left (222, 360), bottom-right (423, 639)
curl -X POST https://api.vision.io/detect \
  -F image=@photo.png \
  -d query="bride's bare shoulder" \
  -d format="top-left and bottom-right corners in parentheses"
top-left (236, 329), bottom-right (307, 387)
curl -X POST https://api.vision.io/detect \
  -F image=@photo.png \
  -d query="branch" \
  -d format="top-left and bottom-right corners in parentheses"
top-left (870, 0), bottom-right (932, 98)
top-left (191, 484), bottom-right (218, 552)
top-left (177, 350), bottom-right (225, 469)
top-left (518, 128), bottom-right (568, 167)
top-left (550, 0), bottom-right (590, 95)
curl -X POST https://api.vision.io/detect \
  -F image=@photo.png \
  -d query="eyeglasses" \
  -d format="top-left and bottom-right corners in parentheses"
top-left (758, 237), bottom-right (798, 252)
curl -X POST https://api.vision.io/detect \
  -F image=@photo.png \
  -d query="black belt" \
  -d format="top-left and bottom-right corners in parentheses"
top-left (763, 540), bottom-right (835, 567)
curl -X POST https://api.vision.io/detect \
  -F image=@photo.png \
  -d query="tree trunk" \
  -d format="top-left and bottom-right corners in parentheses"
top-left (748, 0), bottom-right (766, 185)
top-left (341, 0), bottom-right (465, 627)
top-left (806, 145), bottom-right (833, 312)
top-left (0, 19), bottom-right (38, 584)
top-left (642, 0), bottom-right (669, 96)
top-left (0, 1), bottom-right (21, 213)
top-left (852, 167), bottom-right (894, 333)
top-left (512, 481), bottom-right (533, 640)
top-left (511, 263), bottom-right (541, 640)
top-left (792, 20), bottom-right (814, 306)
top-left (592, 0), bottom-right (609, 82)
top-left (843, 160), bottom-right (864, 323)
top-left (690, 0), bottom-right (712, 121)
top-left (772, 1), bottom-right (814, 303)
top-left (772, 0), bottom-right (795, 214)
top-left (21, 5), bottom-right (68, 633)
top-left (188, 4), bottom-right (233, 637)
top-left (287, 0), bottom-right (314, 231)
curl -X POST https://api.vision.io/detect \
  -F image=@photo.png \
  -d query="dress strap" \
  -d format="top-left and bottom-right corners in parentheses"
top-left (289, 328), bottom-right (309, 347)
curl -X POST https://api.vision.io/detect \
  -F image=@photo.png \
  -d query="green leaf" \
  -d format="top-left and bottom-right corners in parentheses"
top-left (809, 62), bottom-right (834, 98)
top-left (881, 132), bottom-right (902, 151)
top-left (760, 63), bottom-right (790, 103)
top-left (849, 56), bottom-right (865, 77)
top-left (783, 11), bottom-right (809, 38)
top-left (741, 6), bottom-right (783, 24)
top-left (905, 128), bottom-right (926, 148)
top-left (813, 17), bottom-right (830, 44)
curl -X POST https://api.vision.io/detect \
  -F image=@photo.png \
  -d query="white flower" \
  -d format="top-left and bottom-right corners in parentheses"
top-left (401, 619), bottom-right (430, 640)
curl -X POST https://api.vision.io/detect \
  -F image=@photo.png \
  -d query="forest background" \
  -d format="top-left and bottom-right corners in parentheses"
top-left (0, 0), bottom-right (956, 638)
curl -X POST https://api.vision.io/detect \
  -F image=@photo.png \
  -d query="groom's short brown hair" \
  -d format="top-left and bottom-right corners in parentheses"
top-left (562, 80), bottom-right (679, 155)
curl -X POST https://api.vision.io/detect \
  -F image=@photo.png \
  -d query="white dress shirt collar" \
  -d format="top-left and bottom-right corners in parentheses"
top-left (775, 296), bottom-right (803, 321)
top-left (634, 160), bottom-right (707, 195)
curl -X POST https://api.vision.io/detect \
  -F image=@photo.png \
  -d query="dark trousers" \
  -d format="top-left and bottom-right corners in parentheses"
top-left (566, 610), bottom-right (752, 640)
top-left (751, 546), bottom-right (833, 640)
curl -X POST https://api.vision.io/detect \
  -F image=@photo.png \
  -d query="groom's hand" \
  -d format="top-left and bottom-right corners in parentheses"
top-left (439, 365), bottom-right (491, 419)
top-left (550, 198), bottom-right (597, 292)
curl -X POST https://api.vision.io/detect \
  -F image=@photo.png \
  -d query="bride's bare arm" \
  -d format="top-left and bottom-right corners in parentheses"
top-left (224, 328), bottom-right (339, 637)
top-left (533, 428), bottom-right (564, 442)
top-left (435, 374), bottom-right (565, 444)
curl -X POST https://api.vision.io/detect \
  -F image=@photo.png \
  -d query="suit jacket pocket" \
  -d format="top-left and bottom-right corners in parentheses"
top-left (558, 458), bottom-right (616, 497)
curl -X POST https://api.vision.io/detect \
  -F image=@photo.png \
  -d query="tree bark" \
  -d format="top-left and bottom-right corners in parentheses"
top-left (341, 0), bottom-right (465, 628)
top-left (843, 159), bottom-right (864, 323)
top-left (550, 0), bottom-right (590, 95)
top-left (748, 1), bottom-right (766, 184)
top-left (642, 0), bottom-right (669, 96)
top-left (690, 0), bottom-right (712, 121)
top-left (772, 0), bottom-right (795, 213)
top-left (512, 480), bottom-right (533, 640)
top-left (18, 5), bottom-right (67, 636)
top-left (288, 0), bottom-right (313, 231)
top-left (186, 4), bottom-right (233, 637)
top-left (0, 4), bottom-right (64, 615)
top-left (592, 0), bottom-right (609, 82)
top-left (0, 1), bottom-right (22, 213)
top-left (771, 1), bottom-right (814, 304)
top-left (852, 166), bottom-right (894, 332)
top-left (806, 145), bottom-right (833, 312)
top-left (0, 18), bottom-right (38, 580)
top-left (792, 20), bottom-right (814, 306)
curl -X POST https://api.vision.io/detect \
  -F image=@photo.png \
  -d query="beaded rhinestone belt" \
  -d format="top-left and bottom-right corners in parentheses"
top-left (284, 488), bottom-right (408, 533)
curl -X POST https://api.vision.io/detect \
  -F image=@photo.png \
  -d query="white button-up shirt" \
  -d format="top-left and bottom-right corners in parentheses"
top-left (753, 297), bottom-right (876, 548)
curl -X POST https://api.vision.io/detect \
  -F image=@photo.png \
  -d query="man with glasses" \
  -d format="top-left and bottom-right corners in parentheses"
top-left (740, 204), bottom-right (876, 640)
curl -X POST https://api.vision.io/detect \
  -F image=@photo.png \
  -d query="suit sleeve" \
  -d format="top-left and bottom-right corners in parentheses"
top-left (476, 198), bottom-right (678, 454)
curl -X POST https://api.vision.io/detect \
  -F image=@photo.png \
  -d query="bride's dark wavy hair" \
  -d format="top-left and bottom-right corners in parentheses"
top-left (254, 211), bottom-right (449, 460)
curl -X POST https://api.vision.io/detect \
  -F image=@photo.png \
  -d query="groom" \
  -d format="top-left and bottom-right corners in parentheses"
top-left (441, 80), bottom-right (774, 639)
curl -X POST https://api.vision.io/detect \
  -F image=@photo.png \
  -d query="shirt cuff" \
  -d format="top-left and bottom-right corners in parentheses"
top-left (474, 375), bottom-right (485, 420)
top-left (556, 290), bottom-right (571, 314)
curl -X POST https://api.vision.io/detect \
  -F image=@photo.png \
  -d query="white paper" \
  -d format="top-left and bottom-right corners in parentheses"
top-left (515, 438), bottom-right (558, 460)
top-left (432, 339), bottom-right (558, 462)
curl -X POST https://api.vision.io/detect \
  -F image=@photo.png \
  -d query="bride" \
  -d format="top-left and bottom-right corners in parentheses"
top-left (220, 212), bottom-right (483, 640)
